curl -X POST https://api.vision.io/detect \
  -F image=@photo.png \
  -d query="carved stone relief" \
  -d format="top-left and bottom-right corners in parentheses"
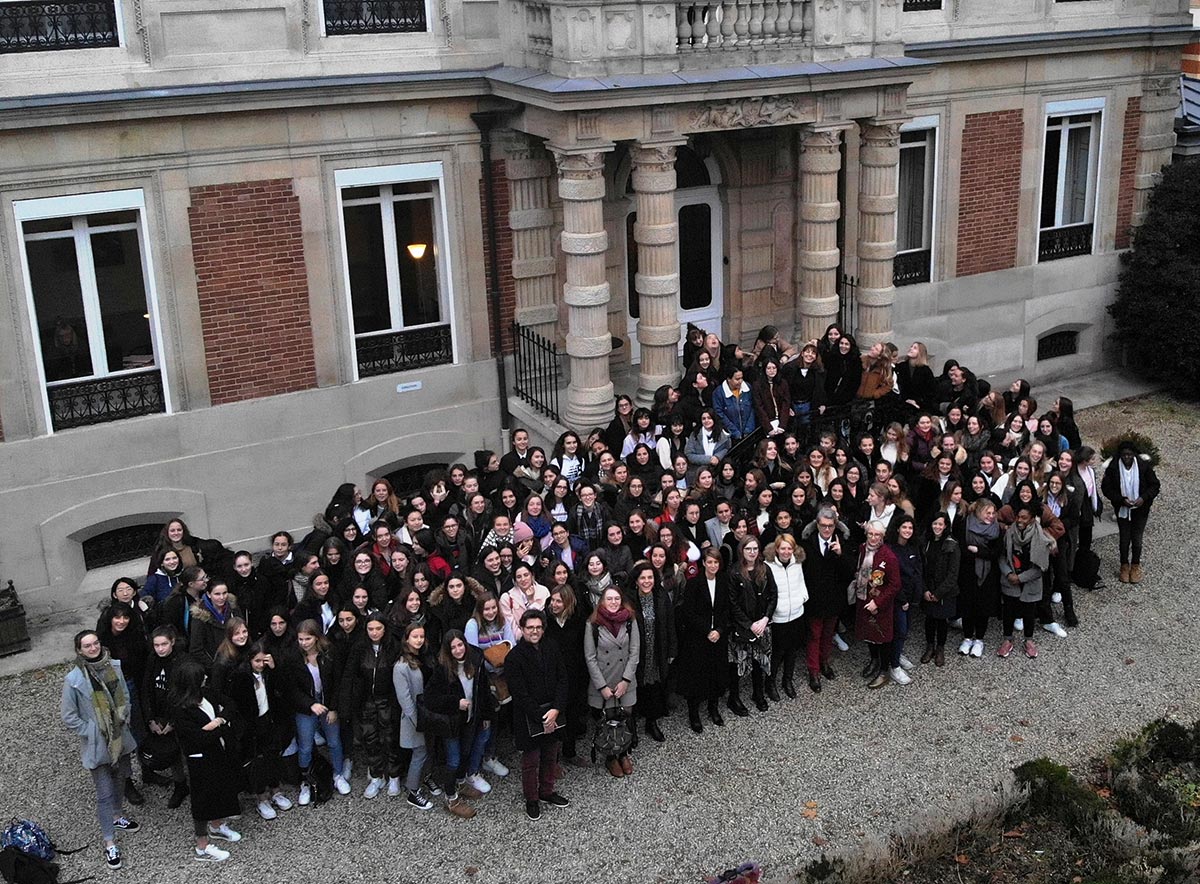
top-left (687, 95), bottom-right (816, 131)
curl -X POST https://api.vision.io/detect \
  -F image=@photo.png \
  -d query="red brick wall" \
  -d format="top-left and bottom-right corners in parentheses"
top-left (955, 109), bottom-right (1024, 277)
top-left (187, 179), bottom-right (318, 405)
top-left (479, 159), bottom-right (516, 354)
top-left (1114, 96), bottom-right (1142, 251)
top-left (1184, 39), bottom-right (1200, 78)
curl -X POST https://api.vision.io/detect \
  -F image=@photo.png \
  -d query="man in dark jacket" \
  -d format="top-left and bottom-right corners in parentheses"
top-left (1100, 440), bottom-right (1161, 585)
top-left (800, 507), bottom-right (853, 693)
top-left (506, 609), bottom-right (570, 820)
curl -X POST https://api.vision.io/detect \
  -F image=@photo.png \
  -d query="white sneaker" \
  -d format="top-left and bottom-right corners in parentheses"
top-left (207, 823), bottom-right (241, 843)
top-left (1043, 621), bottom-right (1068, 638)
top-left (1014, 618), bottom-right (1024, 633)
top-left (833, 634), bottom-right (849, 652)
top-left (950, 618), bottom-right (963, 630)
top-left (298, 783), bottom-right (311, 806)
top-left (482, 757), bottom-right (509, 777)
top-left (898, 655), bottom-right (915, 672)
top-left (958, 638), bottom-right (973, 655)
top-left (256, 800), bottom-right (277, 821)
top-left (271, 792), bottom-right (293, 811)
top-left (341, 759), bottom-right (353, 781)
top-left (970, 639), bottom-right (984, 658)
top-left (387, 777), bottom-right (402, 797)
top-left (1051, 591), bottom-right (1062, 604)
top-left (364, 777), bottom-right (384, 799)
top-left (194, 844), bottom-right (230, 863)
top-left (333, 774), bottom-right (352, 796)
top-left (890, 666), bottom-right (912, 686)
top-left (465, 773), bottom-right (492, 795)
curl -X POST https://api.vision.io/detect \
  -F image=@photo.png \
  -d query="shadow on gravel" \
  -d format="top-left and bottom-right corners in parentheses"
top-left (797, 717), bottom-right (1200, 884)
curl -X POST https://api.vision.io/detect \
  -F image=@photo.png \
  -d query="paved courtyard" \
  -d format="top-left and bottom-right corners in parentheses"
top-left (4, 393), bottom-right (1196, 884)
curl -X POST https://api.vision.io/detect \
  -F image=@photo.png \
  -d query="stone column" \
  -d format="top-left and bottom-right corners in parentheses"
top-left (854, 119), bottom-right (901, 346)
top-left (550, 144), bottom-right (615, 429)
top-left (1132, 75), bottom-right (1180, 230)
top-left (506, 140), bottom-right (558, 341)
top-left (631, 141), bottom-right (684, 407)
top-left (797, 125), bottom-right (848, 342)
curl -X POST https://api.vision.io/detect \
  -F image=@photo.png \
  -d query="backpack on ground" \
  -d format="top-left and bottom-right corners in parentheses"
top-left (0, 820), bottom-right (91, 884)
top-left (309, 752), bottom-right (335, 804)
top-left (1072, 549), bottom-right (1102, 589)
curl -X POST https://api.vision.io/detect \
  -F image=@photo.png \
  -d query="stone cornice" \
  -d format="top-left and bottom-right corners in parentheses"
top-left (907, 23), bottom-right (1195, 62)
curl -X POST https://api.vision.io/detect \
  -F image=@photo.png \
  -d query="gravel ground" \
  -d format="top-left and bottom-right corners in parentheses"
top-left (4, 394), bottom-right (1196, 884)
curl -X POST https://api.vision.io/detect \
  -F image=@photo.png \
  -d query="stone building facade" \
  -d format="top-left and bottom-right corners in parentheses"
top-left (0, 0), bottom-right (1190, 607)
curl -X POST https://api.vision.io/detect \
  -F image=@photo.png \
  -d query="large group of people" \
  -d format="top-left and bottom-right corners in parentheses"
top-left (63, 321), bottom-right (1162, 870)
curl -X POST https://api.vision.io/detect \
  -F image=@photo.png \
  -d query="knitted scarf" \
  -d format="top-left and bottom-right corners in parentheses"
top-left (78, 649), bottom-right (127, 764)
top-left (1005, 519), bottom-right (1051, 573)
top-left (595, 603), bottom-right (632, 637)
top-left (965, 514), bottom-right (1001, 585)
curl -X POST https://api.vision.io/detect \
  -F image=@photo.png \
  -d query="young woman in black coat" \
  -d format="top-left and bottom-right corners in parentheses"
top-left (676, 549), bottom-right (732, 732)
top-left (339, 616), bottom-right (402, 800)
top-left (423, 630), bottom-right (497, 817)
top-left (279, 618), bottom-right (350, 804)
top-left (544, 584), bottom-right (591, 764)
top-left (169, 658), bottom-right (242, 862)
top-left (629, 561), bottom-right (677, 745)
top-left (226, 640), bottom-right (293, 819)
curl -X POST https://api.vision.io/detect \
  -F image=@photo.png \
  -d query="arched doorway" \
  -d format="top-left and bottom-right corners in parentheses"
top-left (624, 146), bottom-right (724, 363)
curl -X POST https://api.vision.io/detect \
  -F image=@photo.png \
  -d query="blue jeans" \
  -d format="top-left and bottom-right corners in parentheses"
top-left (443, 724), bottom-right (489, 792)
top-left (295, 712), bottom-right (344, 772)
top-left (890, 606), bottom-right (910, 668)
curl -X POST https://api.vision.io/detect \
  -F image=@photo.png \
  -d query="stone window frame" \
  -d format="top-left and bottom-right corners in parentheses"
top-left (12, 187), bottom-right (172, 435)
top-left (896, 114), bottom-right (940, 283)
top-left (1036, 96), bottom-right (1106, 261)
top-left (333, 161), bottom-right (459, 382)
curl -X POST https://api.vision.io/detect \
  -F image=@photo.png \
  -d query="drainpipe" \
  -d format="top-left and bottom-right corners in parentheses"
top-left (471, 108), bottom-right (516, 434)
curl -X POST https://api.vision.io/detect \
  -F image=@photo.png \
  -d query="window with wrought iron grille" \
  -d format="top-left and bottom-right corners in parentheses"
top-left (336, 164), bottom-right (455, 379)
top-left (895, 127), bottom-right (935, 286)
top-left (15, 190), bottom-right (168, 432)
top-left (1037, 329), bottom-right (1080, 361)
top-left (1038, 111), bottom-right (1099, 262)
top-left (0, 0), bottom-right (122, 54)
top-left (322, 0), bottom-right (429, 35)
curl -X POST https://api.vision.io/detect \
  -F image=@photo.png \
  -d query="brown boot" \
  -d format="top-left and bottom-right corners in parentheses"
top-left (1130, 564), bottom-right (1144, 584)
top-left (620, 755), bottom-right (634, 775)
top-left (1119, 563), bottom-right (1131, 583)
top-left (920, 645), bottom-right (935, 664)
top-left (607, 758), bottom-right (625, 778)
top-left (445, 796), bottom-right (477, 818)
top-left (934, 648), bottom-right (945, 668)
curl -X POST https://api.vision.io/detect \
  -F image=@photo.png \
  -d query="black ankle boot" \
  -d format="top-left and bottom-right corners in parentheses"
top-left (167, 781), bottom-right (189, 809)
top-left (751, 669), bottom-right (769, 712)
top-left (124, 777), bottom-right (144, 806)
top-left (726, 665), bottom-right (749, 716)
top-left (707, 700), bottom-right (725, 726)
top-left (688, 702), bottom-right (704, 734)
top-left (646, 719), bottom-right (665, 742)
top-left (628, 713), bottom-right (639, 750)
top-left (765, 675), bottom-right (781, 703)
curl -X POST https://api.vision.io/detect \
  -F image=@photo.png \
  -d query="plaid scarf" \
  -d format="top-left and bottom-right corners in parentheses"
top-left (78, 650), bottom-right (128, 764)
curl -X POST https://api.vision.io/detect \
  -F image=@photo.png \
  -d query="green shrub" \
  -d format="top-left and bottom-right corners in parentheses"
top-left (1108, 160), bottom-right (1200, 401)
top-left (1099, 430), bottom-right (1162, 469)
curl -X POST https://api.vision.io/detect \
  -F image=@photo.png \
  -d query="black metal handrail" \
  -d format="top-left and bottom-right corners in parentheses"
top-left (893, 248), bottom-right (931, 287)
top-left (47, 368), bottom-right (165, 431)
top-left (0, 0), bottom-right (119, 53)
top-left (1038, 222), bottom-right (1093, 262)
top-left (837, 273), bottom-right (857, 336)
top-left (323, 0), bottom-right (427, 34)
top-left (511, 322), bottom-right (561, 423)
top-left (356, 323), bottom-right (453, 378)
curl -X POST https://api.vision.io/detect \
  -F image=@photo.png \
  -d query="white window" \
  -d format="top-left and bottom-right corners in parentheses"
top-left (895, 123), bottom-right (936, 286)
top-left (1039, 109), bottom-right (1101, 261)
top-left (14, 189), bottom-right (168, 432)
top-left (335, 163), bottom-right (456, 379)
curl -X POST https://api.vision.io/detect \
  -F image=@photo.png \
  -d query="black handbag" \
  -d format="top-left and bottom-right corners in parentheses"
top-left (415, 694), bottom-right (458, 737)
top-left (591, 697), bottom-right (632, 762)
